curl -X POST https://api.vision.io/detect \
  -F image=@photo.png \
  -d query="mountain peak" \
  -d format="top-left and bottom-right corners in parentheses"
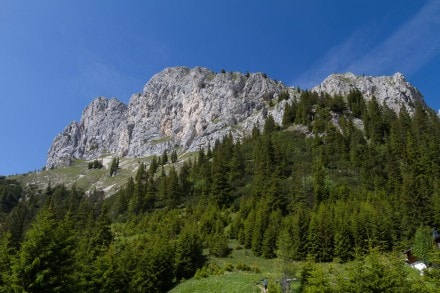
top-left (47, 67), bottom-right (285, 169)
top-left (47, 67), bottom-right (427, 169)
top-left (312, 72), bottom-right (424, 113)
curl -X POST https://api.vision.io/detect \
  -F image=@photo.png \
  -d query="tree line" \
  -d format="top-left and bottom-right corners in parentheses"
top-left (1, 90), bottom-right (440, 291)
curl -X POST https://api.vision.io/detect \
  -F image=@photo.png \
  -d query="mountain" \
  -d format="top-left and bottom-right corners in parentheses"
top-left (6, 67), bottom-right (440, 293)
top-left (46, 67), bottom-right (288, 169)
top-left (312, 72), bottom-right (425, 113)
top-left (46, 67), bottom-right (425, 169)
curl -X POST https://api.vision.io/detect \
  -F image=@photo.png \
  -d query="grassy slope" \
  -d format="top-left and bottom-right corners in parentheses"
top-left (12, 156), bottom-right (139, 195)
top-left (13, 152), bottom-right (200, 196)
top-left (170, 241), bottom-right (302, 293)
top-left (170, 241), bottom-right (427, 293)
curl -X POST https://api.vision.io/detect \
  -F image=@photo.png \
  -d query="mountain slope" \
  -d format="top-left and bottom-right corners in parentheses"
top-left (312, 72), bottom-right (424, 113)
top-left (47, 67), bottom-right (291, 169)
top-left (46, 67), bottom-right (425, 169)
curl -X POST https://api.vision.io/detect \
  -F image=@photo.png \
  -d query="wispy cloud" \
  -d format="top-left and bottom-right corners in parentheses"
top-left (294, 0), bottom-right (440, 88)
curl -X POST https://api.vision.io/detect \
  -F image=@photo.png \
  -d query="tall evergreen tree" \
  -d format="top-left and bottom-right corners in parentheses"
top-left (174, 227), bottom-right (204, 280)
top-left (12, 209), bottom-right (76, 292)
top-left (0, 232), bottom-right (14, 290)
top-left (161, 149), bottom-right (169, 165)
top-left (261, 210), bottom-right (282, 258)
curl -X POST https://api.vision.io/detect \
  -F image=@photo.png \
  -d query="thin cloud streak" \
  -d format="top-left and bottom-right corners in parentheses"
top-left (293, 28), bottom-right (372, 88)
top-left (294, 0), bottom-right (440, 89)
top-left (346, 0), bottom-right (440, 76)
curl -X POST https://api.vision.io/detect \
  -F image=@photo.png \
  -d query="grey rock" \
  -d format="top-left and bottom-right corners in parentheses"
top-left (47, 67), bottom-right (285, 168)
top-left (47, 97), bottom-right (128, 169)
top-left (47, 121), bottom-right (81, 168)
top-left (126, 67), bottom-right (285, 157)
top-left (46, 67), bottom-right (425, 169)
top-left (312, 72), bottom-right (424, 113)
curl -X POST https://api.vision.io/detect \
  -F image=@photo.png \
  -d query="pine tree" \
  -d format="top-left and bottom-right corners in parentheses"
top-left (334, 224), bottom-right (353, 263)
top-left (251, 199), bottom-right (271, 256)
top-left (333, 201), bottom-right (354, 262)
top-left (109, 157), bottom-right (119, 176)
top-left (210, 156), bottom-right (230, 207)
top-left (0, 232), bottom-right (14, 289)
top-left (149, 155), bottom-right (159, 175)
top-left (243, 208), bottom-right (256, 249)
top-left (261, 210), bottom-right (282, 258)
top-left (300, 260), bottom-right (331, 292)
top-left (12, 209), bottom-right (76, 291)
top-left (282, 101), bottom-right (297, 128)
top-left (413, 226), bottom-right (434, 263)
top-left (134, 238), bottom-right (175, 291)
top-left (263, 114), bottom-right (278, 135)
top-left (208, 232), bottom-right (230, 257)
top-left (161, 149), bottom-right (168, 165)
top-left (344, 249), bottom-right (409, 292)
top-left (174, 227), bottom-right (204, 280)
top-left (346, 89), bottom-right (365, 118)
top-left (171, 149), bottom-right (178, 163)
top-left (114, 176), bottom-right (133, 216)
top-left (128, 165), bottom-right (147, 215)
top-left (166, 166), bottom-right (181, 207)
top-left (307, 203), bottom-right (334, 262)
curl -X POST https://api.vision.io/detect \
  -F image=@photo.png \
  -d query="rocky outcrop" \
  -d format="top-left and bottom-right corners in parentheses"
top-left (46, 67), bottom-right (426, 169)
top-left (123, 67), bottom-right (286, 157)
top-left (312, 72), bottom-right (424, 113)
top-left (47, 67), bottom-right (286, 169)
top-left (47, 97), bottom-right (127, 168)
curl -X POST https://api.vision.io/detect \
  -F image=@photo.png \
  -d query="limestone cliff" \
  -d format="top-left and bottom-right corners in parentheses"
top-left (312, 72), bottom-right (424, 113)
top-left (47, 67), bottom-right (287, 168)
top-left (46, 67), bottom-right (425, 169)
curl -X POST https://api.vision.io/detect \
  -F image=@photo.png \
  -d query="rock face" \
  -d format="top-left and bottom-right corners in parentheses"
top-left (123, 67), bottom-right (285, 158)
top-left (47, 67), bottom-right (286, 169)
top-left (47, 98), bottom-right (127, 168)
top-left (312, 72), bottom-right (424, 113)
top-left (46, 67), bottom-right (426, 169)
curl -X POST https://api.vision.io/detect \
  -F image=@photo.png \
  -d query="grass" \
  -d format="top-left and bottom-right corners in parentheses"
top-left (150, 136), bottom-right (172, 145)
top-left (171, 272), bottom-right (262, 293)
top-left (170, 241), bottom-right (301, 293)
top-left (11, 152), bottom-right (196, 197)
top-left (170, 241), bottom-right (438, 293)
top-left (12, 156), bottom-right (140, 196)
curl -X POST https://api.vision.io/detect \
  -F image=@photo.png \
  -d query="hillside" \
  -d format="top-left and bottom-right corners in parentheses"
top-left (2, 68), bottom-right (440, 292)
top-left (46, 67), bottom-right (423, 170)
top-left (23, 67), bottom-right (426, 196)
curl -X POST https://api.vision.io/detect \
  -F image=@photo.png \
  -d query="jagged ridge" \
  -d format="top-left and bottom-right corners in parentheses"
top-left (46, 67), bottom-right (424, 169)
top-left (312, 72), bottom-right (424, 113)
top-left (47, 67), bottom-right (287, 168)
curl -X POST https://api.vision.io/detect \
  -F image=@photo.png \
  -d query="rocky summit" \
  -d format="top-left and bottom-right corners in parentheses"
top-left (46, 67), bottom-right (425, 169)
top-left (312, 72), bottom-right (425, 113)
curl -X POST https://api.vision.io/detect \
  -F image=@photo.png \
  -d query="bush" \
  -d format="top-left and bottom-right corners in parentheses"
top-left (88, 160), bottom-right (103, 169)
top-left (209, 233), bottom-right (231, 257)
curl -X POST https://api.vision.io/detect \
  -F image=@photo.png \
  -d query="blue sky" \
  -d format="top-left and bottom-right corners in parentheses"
top-left (1, 0), bottom-right (439, 175)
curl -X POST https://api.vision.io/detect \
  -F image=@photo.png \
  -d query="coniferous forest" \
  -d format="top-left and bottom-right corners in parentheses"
top-left (2, 91), bottom-right (440, 292)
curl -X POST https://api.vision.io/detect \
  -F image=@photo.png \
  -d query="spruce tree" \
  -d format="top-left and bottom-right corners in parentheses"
top-left (174, 228), bottom-right (204, 280)
top-left (0, 232), bottom-right (13, 289)
top-left (171, 149), bottom-right (178, 163)
top-left (261, 210), bottom-right (281, 258)
top-left (161, 149), bottom-right (168, 165)
top-left (12, 209), bottom-right (76, 291)
top-left (109, 157), bottom-right (119, 176)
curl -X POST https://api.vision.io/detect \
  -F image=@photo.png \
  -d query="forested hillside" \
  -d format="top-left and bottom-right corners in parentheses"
top-left (2, 90), bottom-right (440, 292)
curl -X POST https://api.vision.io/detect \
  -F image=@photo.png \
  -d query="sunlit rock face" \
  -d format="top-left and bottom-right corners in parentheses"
top-left (46, 97), bottom-right (127, 168)
top-left (47, 67), bottom-right (286, 168)
top-left (47, 67), bottom-right (425, 169)
top-left (312, 72), bottom-right (424, 113)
